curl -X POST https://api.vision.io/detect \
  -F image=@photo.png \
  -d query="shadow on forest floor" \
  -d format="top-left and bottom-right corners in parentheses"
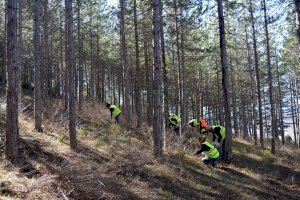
top-left (0, 101), bottom-right (300, 200)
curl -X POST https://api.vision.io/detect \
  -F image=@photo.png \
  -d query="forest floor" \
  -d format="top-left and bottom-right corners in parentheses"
top-left (0, 96), bottom-right (300, 200)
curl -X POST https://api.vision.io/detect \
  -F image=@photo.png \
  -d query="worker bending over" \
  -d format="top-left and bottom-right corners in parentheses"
top-left (106, 103), bottom-right (121, 124)
top-left (188, 118), bottom-right (208, 134)
top-left (168, 113), bottom-right (181, 134)
top-left (194, 134), bottom-right (219, 167)
top-left (207, 125), bottom-right (226, 159)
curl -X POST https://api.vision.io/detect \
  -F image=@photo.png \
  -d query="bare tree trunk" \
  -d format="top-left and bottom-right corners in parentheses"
top-left (62, 9), bottom-right (68, 110)
top-left (95, 30), bottom-right (100, 102)
top-left (34, 0), bottom-right (42, 132)
top-left (263, 93), bottom-right (269, 138)
top-left (144, 37), bottom-right (153, 125)
top-left (217, 0), bottom-right (232, 163)
top-left (245, 26), bottom-right (258, 145)
top-left (6, 0), bottom-right (19, 163)
top-left (175, 0), bottom-right (181, 120)
top-left (43, 0), bottom-right (50, 97)
top-left (249, 0), bottom-right (264, 148)
top-left (133, 0), bottom-right (142, 128)
top-left (263, 0), bottom-right (276, 154)
top-left (290, 77), bottom-right (297, 146)
top-left (275, 54), bottom-right (284, 144)
top-left (296, 78), bottom-right (300, 148)
top-left (120, 0), bottom-right (131, 125)
top-left (294, 0), bottom-right (300, 148)
top-left (2, 1), bottom-right (7, 88)
top-left (59, 10), bottom-right (63, 96)
top-left (180, 3), bottom-right (188, 125)
top-left (77, 0), bottom-right (83, 111)
top-left (65, 0), bottom-right (76, 149)
top-left (152, 0), bottom-right (163, 159)
top-left (230, 59), bottom-right (238, 136)
top-left (89, 22), bottom-right (94, 99)
top-left (159, 0), bottom-right (169, 130)
top-left (295, 0), bottom-right (300, 53)
top-left (232, 25), bottom-right (239, 135)
top-left (17, 0), bottom-right (23, 110)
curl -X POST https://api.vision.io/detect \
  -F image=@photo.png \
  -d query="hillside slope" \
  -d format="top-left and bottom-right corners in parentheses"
top-left (0, 100), bottom-right (299, 200)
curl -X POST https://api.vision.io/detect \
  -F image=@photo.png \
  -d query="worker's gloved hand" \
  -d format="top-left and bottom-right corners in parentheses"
top-left (201, 152), bottom-right (205, 156)
top-left (213, 142), bottom-right (220, 147)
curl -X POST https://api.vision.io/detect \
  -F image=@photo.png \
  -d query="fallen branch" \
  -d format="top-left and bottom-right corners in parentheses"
top-left (97, 180), bottom-right (105, 187)
top-left (58, 188), bottom-right (69, 200)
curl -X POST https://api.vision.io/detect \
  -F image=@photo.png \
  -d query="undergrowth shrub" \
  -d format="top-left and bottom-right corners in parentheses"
top-left (261, 150), bottom-right (280, 164)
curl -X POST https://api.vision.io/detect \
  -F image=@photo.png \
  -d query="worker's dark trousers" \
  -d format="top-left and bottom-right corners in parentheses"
top-left (221, 139), bottom-right (225, 159)
top-left (115, 115), bottom-right (120, 124)
top-left (202, 157), bottom-right (217, 167)
top-left (169, 123), bottom-right (180, 135)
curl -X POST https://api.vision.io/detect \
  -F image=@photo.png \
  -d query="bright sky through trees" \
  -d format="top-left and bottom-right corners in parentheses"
top-left (107, 0), bottom-right (118, 6)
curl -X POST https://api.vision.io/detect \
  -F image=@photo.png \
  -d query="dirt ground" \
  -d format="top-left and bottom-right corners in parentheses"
top-left (0, 101), bottom-right (299, 200)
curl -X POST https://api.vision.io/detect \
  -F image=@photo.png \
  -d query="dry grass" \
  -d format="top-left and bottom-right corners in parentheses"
top-left (0, 98), bottom-right (299, 199)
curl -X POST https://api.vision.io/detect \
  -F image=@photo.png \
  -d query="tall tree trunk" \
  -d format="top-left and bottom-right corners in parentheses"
top-left (77, 0), bottom-right (83, 111)
top-left (295, 0), bottom-right (300, 52)
top-left (34, 0), bottom-right (42, 132)
top-left (17, 0), bottom-right (23, 110)
top-left (290, 77), bottom-right (297, 146)
top-left (245, 26), bottom-right (258, 145)
top-left (6, 0), bottom-right (19, 163)
top-left (160, 0), bottom-right (169, 130)
top-left (133, 0), bottom-right (142, 128)
top-left (2, 1), bottom-right (7, 88)
top-left (144, 35), bottom-right (153, 125)
top-left (275, 54), bottom-right (284, 144)
top-left (97, 32), bottom-right (102, 102)
top-left (175, 0), bottom-right (181, 120)
top-left (230, 58), bottom-right (238, 136)
top-left (65, 0), bottom-right (77, 149)
top-left (263, 0), bottom-right (276, 154)
top-left (217, 0), bottom-right (232, 163)
top-left (294, 1), bottom-right (300, 148)
top-left (296, 78), bottom-right (300, 148)
top-left (180, 3), bottom-right (188, 126)
top-left (89, 22), bottom-right (94, 99)
top-left (152, 0), bottom-right (164, 159)
top-left (62, 8), bottom-right (68, 110)
top-left (120, 0), bottom-right (131, 125)
top-left (43, 0), bottom-right (50, 97)
top-left (249, 0), bottom-right (264, 148)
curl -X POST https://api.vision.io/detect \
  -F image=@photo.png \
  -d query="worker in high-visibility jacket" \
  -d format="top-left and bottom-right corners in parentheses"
top-left (194, 134), bottom-right (219, 167)
top-left (207, 125), bottom-right (226, 159)
top-left (106, 103), bottom-right (122, 124)
top-left (168, 113), bottom-right (181, 134)
top-left (188, 118), bottom-right (208, 134)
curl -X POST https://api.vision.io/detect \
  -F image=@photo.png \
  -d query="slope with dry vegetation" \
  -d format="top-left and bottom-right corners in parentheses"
top-left (0, 97), bottom-right (299, 200)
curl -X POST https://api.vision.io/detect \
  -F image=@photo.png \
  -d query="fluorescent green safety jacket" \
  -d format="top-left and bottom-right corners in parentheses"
top-left (189, 119), bottom-right (200, 127)
top-left (169, 114), bottom-right (181, 126)
top-left (203, 141), bottom-right (219, 159)
top-left (110, 105), bottom-right (121, 117)
top-left (212, 125), bottom-right (226, 141)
